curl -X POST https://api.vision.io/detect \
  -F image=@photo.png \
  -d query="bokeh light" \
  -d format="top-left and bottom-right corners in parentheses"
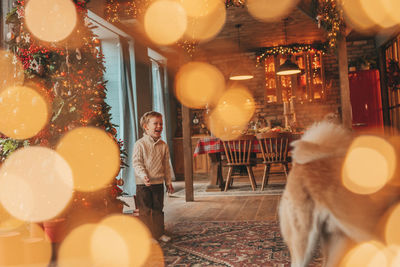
top-left (0, 223), bottom-right (51, 266)
top-left (246, 0), bottom-right (299, 22)
top-left (22, 223), bottom-right (52, 266)
top-left (143, 241), bottom-right (165, 267)
top-left (56, 127), bottom-right (120, 192)
top-left (24, 0), bottom-right (77, 43)
top-left (0, 205), bottom-right (24, 232)
top-left (0, 85), bottom-right (49, 139)
top-left (58, 223), bottom-right (96, 267)
top-left (360, 0), bottom-right (398, 29)
top-left (339, 241), bottom-right (387, 267)
top-left (382, 0), bottom-right (400, 25)
top-left (342, 0), bottom-right (377, 31)
top-left (385, 203), bottom-right (400, 246)
top-left (0, 146), bottom-right (73, 222)
top-left (342, 135), bottom-right (396, 195)
top-left (0, 50), bottom-right (24, 92)
top-left (183, 0), bottom-right (226, 42)
top-left (144, 0), bottom-right (187, 45)
top-left (175, 61), bottom-right (225, 108)
top-left (207, 85), bottom-right (255, 140)
top-left (179, 0), bottom-right (220, 18)
top-left (207, 110), bottom-right (246, 141)
top-left (91, 215), bottom-right (152, 267)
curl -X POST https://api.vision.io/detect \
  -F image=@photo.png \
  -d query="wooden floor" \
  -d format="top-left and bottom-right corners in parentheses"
top-left (164, 170), bottom-right (285, 224)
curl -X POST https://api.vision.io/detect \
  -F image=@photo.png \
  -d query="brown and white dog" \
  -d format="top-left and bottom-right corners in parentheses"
top-left (279, 121), bottom-right (400, 267)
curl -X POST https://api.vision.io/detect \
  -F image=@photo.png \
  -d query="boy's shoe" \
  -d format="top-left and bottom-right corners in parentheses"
top-left (158, 234), bottom-right (171, 242)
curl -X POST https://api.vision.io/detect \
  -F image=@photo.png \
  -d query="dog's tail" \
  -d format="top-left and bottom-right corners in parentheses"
top-left (291, 121), bottom-right (352, 164)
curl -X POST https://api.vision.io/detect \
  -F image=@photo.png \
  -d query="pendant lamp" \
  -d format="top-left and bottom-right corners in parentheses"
top-left (276, 19), bottom-right (301, 76)
top-left (229, 24), bottom-right (254, 80)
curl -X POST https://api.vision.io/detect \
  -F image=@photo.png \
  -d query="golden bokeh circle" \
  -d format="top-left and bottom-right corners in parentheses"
top-left (56, 127), bottom-right (121, 192)
top-left (0, 85), bottom-right (49, 139)
top-left (144, 0), bottom-right (187, 45)
top-left (175, 61), bottom-right (225, 108)
top-left (24, 0), bottom-right (77, 43)
top-left (0, 146), bottom-right (73, 222)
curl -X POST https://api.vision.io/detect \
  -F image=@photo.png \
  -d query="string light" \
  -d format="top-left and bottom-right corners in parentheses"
top-left (256, 43), bottom-right (327, 65)
top-left (317, 0), bottom-right (345, 52)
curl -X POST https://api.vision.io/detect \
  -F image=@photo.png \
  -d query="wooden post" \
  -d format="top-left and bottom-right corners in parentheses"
top-left (182, 104), bottom-right (194, 201)
top-left (337, 38), bottom-right (352, 129)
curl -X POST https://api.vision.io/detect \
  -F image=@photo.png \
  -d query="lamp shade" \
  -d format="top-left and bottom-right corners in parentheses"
top-left (276, 59), bottom-right (301, 76)
top-left (229, 65), bottom-right (254, 80)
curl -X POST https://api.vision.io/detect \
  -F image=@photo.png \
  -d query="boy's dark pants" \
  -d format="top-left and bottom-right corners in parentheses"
top-left (136, 184), bottom-right (164, 239)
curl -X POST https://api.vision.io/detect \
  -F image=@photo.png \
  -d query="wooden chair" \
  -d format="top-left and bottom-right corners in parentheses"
top-left (221, 135), bottom-right (257, 191)
top-left (256, 132), bottom-right (291, 190)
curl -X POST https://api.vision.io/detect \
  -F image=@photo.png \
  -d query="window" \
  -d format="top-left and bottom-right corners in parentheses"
top-left (264, 52), bottom-right (325, 103)
top-left (89, 11), bottom-right (138, 196)
top-left (384, 34), bottom-right (400, 132)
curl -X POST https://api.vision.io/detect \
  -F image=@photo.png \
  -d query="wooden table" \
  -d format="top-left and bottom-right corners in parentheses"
top-left (193, 136), bottom-right (261, 191)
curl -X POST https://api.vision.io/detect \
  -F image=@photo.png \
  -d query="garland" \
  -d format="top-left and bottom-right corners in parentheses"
top-left (256, 43), bottom-right (327, 64)
top-left (316, 0), bottom-right (345, 53)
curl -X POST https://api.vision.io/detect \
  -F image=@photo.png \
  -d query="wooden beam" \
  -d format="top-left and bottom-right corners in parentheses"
top-left (337, 38), bottom-right (353, 129)
top-left (182, 105), bottom-right (194, 201)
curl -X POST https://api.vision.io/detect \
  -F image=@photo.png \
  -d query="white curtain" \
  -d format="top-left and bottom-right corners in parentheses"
top-left (151, 59), bottom-right (176, 180)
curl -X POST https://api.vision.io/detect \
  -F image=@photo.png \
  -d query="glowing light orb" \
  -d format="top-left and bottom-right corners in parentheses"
top-left (91, 215), bottom-right (152, 267)
top-left (0, 146), bottom-right (73, 222)
top-left (25, 0), bottom-right (77, 43)
top-left (0, 50), bottom-right (24, 92)
top-left (179, 0), bottom-right (220, 18)
top-left (342, 135), bottom-right (396, 195)
top-left (56, 127), bottom-right (120, 192)
top-left (0, 204), bottom-right (24, 232)
top-left (175, 62), bottom-right (225, 108)
top-left (206, 86), bottom-right (255, 140)
top-left (247, 0), bottom-right (299, 22)
top-left (342, 0), bottom-right (376, 31)
top-left (360, 0), bottom-right (398, 28)
top-left (339, 241), bottom-right (387, 267)
top-left (0, 85), bottom-right (49, 139)
top-left (58, 224), bottom-right (96, 267)
top-left (183, 0), bottom-right (226, 42)
top-left (144, 0), bottom-right (187, 45)
top-left (382, 0), bottom-right (400, 25)
top-left (385, 203), bottom-right (400, 246)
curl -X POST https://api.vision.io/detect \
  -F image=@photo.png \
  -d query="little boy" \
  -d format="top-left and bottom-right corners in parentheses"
top-left (132, 111), bottom-right (174, 242)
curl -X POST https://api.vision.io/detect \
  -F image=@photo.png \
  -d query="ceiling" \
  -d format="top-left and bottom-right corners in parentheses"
top-left (114, 0), bottom-right (328, 57)
top-left (197, 4), bottom-right (326, 54)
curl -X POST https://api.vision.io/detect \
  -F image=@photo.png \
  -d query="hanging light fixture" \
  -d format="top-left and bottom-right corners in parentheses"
top-left (276, 19), bottom-right (301, 76)
top-left (229, 24), bottom-right (254, 81)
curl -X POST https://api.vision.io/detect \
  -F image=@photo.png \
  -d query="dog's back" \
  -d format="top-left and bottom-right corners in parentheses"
top-left (279, 121), bottom-right (400, 267)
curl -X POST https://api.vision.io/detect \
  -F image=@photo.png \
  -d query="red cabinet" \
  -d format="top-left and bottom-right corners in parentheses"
top-left (349, 69), bottom-right (383, 131)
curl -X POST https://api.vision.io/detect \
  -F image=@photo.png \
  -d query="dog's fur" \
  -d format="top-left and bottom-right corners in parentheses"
top-left (279, 121), bottom-right (400, 267)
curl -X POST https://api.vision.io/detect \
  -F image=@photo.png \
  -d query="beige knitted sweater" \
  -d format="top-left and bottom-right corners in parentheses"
top-left (132, 134), bottom-right (172, 186)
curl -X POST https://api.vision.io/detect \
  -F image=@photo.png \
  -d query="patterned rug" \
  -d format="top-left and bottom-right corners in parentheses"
top-left (170, 182), bottom-right (285, 198)
top-left (161, 221), bottom-right (322, 267)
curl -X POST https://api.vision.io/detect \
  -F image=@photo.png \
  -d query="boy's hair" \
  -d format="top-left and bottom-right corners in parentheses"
top-left (140, 111), bottom-right (162, 130)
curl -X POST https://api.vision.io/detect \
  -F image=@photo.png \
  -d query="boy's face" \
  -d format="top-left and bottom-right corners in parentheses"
top-left (144, 116), bottom-right (163, 139)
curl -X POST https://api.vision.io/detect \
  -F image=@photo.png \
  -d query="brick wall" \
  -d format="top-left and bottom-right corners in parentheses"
top-left (175, 39), bottom-right (378, 136)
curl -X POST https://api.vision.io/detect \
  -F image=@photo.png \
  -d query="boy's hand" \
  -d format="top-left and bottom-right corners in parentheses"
top-left (166, 184), bottom-right (174, 194)
top-left (143, 176), bottom-right (151, 186)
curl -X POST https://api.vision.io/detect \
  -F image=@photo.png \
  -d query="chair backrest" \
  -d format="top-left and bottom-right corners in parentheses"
top-left (222, 135), bottom-right (255, 165)
top-left (256, 132), bottom-right (291, 163)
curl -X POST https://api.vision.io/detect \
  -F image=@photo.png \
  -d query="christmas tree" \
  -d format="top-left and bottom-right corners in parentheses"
top-left (1, 0), bottom-right (126, 217)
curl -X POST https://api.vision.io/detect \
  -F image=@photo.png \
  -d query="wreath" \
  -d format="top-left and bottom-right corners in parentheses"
top-left (387, 60), bottom-right (400, 89)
